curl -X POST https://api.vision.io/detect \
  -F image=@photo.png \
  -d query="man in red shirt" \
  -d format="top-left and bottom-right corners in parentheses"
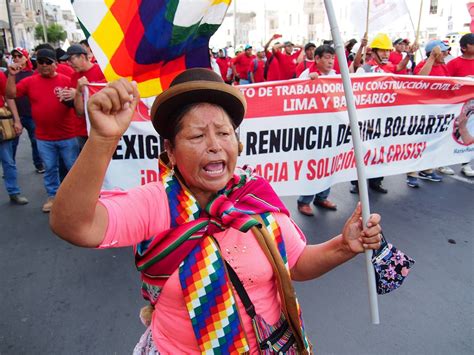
top-left (413, 40), bottom-right (450, 76)
top-left (447, 33), bottom-right (474, 77)
top-left (232, 45), bottom-right (255, 85)
top-left (362, 33), bottom-right (415, 74)
top-left (389, 38), bottom-right (410, 74)
top-left (216, 49), bottom-right (231, 83)
top-left (9, 47), bottom-right (45, 173)
top-left (352, 33), bottom-right (416, 194)
top-left (272, 41), bottom-right (303, 80)
top-left (6, 49), bottom-right (79, 212)
top-left (295, 42), bottom-right (316, 77)
top-left (248, 47), bottom-right (266, 83)
top-left (406, 40), bottom-right (450, 186)
top-left (59, 44), bottom-right (106, 148)
top-left (297, 44), bottom-right (338, 216)
top-left (262, 34), bottom-right (282, 82)
top-left (446, 33), bottom-right (474, 177)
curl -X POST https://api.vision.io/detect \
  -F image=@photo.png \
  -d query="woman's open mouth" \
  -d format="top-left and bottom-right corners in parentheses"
top-left (203, 161), bottom-right (225, 175)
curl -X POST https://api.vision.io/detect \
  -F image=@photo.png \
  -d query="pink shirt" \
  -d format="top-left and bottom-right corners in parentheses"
top-left (98, 182), bottom-right (306, 353)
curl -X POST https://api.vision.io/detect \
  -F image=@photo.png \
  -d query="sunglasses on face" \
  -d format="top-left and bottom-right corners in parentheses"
top-left (12, 54), bottom-right (23, 59)
top-left (37, 58), bottom-right (54, 65)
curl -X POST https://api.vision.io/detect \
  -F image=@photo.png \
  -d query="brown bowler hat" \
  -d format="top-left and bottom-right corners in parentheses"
top-left (151, 68), bottom-right (247, 139)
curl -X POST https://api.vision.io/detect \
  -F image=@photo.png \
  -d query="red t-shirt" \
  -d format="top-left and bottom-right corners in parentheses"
top-left (248, 58), bottom-right (265, 83)
top-left (70, 64), bottom-right (106, 137)
top-left (365, 58), bottom-right (396, 73)
top-left (389, 51), bottom-right (408, 74)
top-left (274, 49), bottom-right (302, 80)
top-left (265, 52), bottom-right (280, 81)
top-left (414, 60), bottom-right (450, 76)
top-left (446, 56), bottom-right (474, 77)
top-left (16, 74), bottom-right (76, 141)
top-left (295, 59), bottom-right (314, 77)
top-left (234, 53), bottom-right (255, 80)
top-left (216, 57), bottom-right (231, 81)
top-left (56, 63), bottom-right (75, 78)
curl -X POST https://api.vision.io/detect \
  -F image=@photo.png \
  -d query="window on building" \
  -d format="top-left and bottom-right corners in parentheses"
top-left (429, 0), bottom-right (438, 14)
top-left (309, 13), bottom-right (314, 25)
top-left (289, 14), bottom-right (292, 26)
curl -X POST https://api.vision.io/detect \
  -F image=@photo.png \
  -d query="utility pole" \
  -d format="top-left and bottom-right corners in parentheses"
top-left (40, 0), bottom-right (48, 43)
top-left (5, 0), bottom-right (17, 47)
top-left (233, 0), bottom-right (237, 48)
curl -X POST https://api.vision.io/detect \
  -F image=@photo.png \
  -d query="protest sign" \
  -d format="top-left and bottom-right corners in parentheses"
top-left (87, 74), bottom-right (474, 194)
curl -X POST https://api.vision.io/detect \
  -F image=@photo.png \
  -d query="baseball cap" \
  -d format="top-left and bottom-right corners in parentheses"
top-left (36, 49), bottom-right (56, 62)
top-left (304, 42), bottom-right (316, 51)
top-left (255, 46), bottom-right (265, 53)
top-left (393, 38), bottom-right (404, 45)
top-left (11, 47), bottom-right (29, 57)
top-left (60, 44), bottom-right (88, 60)
top-left (244, 44), bottom-right (252, 50)
top-left (284, 41), bottom-right (294, 46)
top-left (425, 39), bottom-right (450, 54)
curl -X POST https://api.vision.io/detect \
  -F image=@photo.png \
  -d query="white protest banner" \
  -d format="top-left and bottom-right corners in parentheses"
top-left (349, 0), bottom-right (412, 37)
top-left (86, 74), bottom-right (474, 193)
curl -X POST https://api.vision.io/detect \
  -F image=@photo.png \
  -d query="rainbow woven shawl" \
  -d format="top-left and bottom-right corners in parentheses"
top-left (135, 158), bottom-right (309, 353)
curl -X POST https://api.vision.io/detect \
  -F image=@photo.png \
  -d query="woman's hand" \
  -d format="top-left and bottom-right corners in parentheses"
top-left (342, 203), bottom-right (382, 253)
top-left (87, 79), bottom-right (139, 140)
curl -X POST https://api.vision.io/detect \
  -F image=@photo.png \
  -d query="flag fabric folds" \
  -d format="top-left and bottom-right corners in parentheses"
top-left (72, 0), bottom-right (231, 97)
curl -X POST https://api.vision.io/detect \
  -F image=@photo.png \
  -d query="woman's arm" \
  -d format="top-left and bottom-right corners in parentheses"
top-left (50, 79), bottom-right (139, 247)
top-left (291, 203), bottom-right (381, 281)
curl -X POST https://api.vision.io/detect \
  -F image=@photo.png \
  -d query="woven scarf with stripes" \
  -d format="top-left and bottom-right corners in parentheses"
top-left (135, 159), bottom-right (299, 353)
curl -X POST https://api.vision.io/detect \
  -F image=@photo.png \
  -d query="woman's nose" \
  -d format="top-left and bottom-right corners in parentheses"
top-left (206, 133), bottom-right (222, 153)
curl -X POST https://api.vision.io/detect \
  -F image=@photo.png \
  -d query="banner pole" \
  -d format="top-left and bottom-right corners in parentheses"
top-left (323, 0), bottom-right (380, 325)
top-left (415, 0), bottom-right (423, 45)
top-left (362, 0), bottom-right (370, 63)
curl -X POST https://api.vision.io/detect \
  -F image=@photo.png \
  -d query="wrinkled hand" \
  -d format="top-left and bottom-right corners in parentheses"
top-left (87, 79), bottom-right (139, 140)
top-left (342, 203), bottom-right (382, 253)
top-left (309, 72), bottom-right (319, 80)
top-left (8, 64), bottom-right (21, 76)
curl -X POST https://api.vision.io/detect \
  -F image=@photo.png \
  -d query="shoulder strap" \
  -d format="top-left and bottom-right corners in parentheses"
top-left (250, 215), bottom-right (310, 354)
top-left (225, 260), bottom-right (257, 318)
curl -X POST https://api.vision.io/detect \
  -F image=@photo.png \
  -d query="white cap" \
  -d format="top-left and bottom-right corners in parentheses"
top-left (256, 46), bottom-right (265, 53)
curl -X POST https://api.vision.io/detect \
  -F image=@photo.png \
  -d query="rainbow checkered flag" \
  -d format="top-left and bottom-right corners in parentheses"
top-left (72, 0), bottom-right (231, 97)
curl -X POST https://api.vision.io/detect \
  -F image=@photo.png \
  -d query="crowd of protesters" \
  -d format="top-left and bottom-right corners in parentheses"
top-left (0, 40), bottom-right (104, 211)
top-left (209, 32), bottom-right (474, 216)
top-left (1, 32), bottom-right (473, 215)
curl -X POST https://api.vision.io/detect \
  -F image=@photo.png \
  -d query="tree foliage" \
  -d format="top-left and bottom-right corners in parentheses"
top-left (34, 24), bottom-right (67, 44)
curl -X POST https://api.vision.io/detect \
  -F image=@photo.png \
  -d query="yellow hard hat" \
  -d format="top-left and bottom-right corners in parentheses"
top-left (369, 33), bottom-right (393, 50)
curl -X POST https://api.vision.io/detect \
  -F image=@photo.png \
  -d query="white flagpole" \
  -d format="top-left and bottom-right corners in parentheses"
top-left (323, 0), bottom-right (380, 325)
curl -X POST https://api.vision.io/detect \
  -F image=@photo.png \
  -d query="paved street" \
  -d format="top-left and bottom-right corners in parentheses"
top-left (1, 135), bottom-right (473, 355)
